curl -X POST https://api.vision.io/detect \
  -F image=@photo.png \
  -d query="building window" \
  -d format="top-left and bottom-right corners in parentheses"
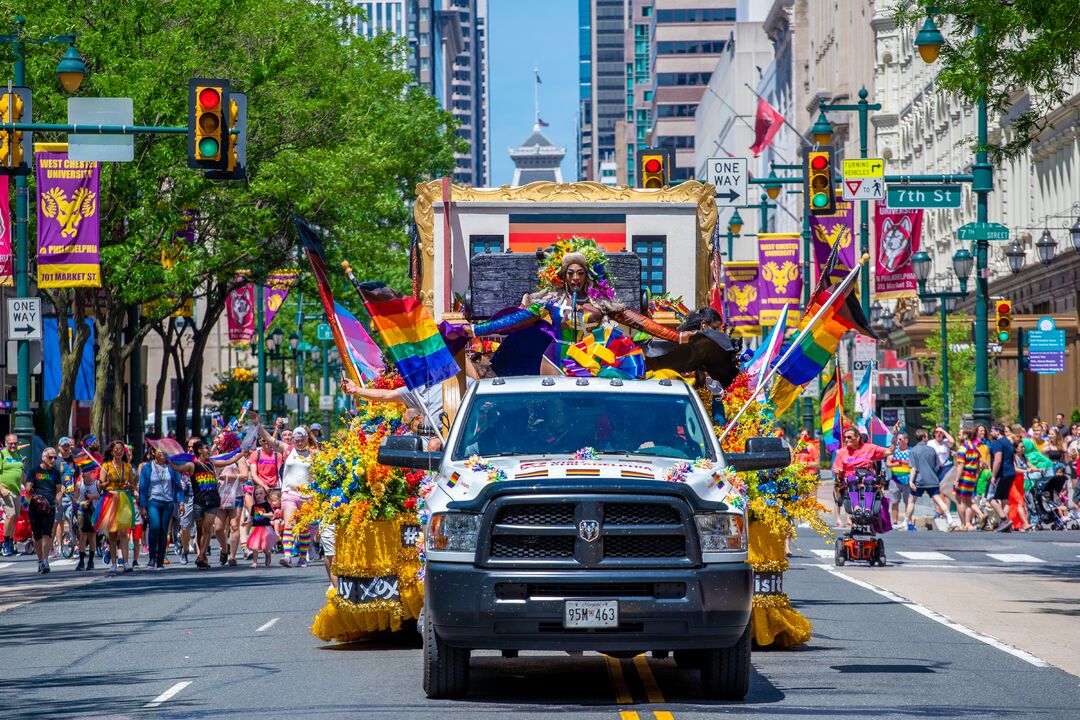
top-left (642, 5), bottom-right (652, 16)
top-left (656, 72), bottom-right (712, 87)
top-left (655, 103), bottom-right (696, 118)
top-left (470, 234), bottom-right (503, 257)
top-left (634, 236), bottom-right (666, 295)
top-left (655, 40), bottom-right (726, 55)
top-left (655, 8), bottom-right (735, 23)
top-left (656, 135), bottom-right (694, 149)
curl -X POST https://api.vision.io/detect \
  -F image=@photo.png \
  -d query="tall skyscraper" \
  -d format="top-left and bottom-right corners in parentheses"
top-left (349, 1), bottom-right (488, 187)
top-left (577, 0), bottom-right (626, 183)
top-left (619, 0), bottom-right (655, 187)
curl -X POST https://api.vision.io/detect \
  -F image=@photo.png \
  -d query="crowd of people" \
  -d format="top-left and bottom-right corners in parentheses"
top-left (0, 415), bottom-right (338, 579)
top-left (828, 414), bottom-right (1080, 532)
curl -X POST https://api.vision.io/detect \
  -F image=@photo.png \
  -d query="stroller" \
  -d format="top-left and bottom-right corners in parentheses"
top-left (0, 491), bottom-right (35, 555)
top-left (835, 466), bottom-right (891, 566)
top-left (1026, 472), bottom-right (1079, 531)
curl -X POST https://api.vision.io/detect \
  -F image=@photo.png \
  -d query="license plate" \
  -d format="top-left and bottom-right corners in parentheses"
top-left (563, 600), bottom-right (619, 629)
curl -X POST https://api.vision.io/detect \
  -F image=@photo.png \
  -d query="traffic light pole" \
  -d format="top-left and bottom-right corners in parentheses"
top-left (971, 62), bottom-right (994, 428)
top-left (11, 43), bottom-right (32, 461)
top-left (256, 282), bottom-right (266, 417)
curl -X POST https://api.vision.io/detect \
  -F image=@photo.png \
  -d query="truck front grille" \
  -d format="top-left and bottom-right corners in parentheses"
top-left (481, 495), bottom-right (697, 568)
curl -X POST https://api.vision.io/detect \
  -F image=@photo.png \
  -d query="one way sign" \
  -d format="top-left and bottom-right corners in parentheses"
top-left (6, 297), bottom-right (42, 341)
top-left (707, 157), bottom-right (747, 207)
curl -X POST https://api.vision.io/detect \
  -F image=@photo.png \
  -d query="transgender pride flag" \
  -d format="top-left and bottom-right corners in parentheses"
top-left (333, 301), bottom-right (384, 381)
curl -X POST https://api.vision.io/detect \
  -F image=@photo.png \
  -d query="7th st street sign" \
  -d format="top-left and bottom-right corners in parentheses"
top-left (886, 184), bottom-right (962, 209)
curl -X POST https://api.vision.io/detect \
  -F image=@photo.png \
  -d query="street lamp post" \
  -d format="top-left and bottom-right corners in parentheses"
top-left (0, 16), bottom-right (86, 459)
top-left (814, 88), bottom-right (882, 319)
top-left (914, 15), bottom-right (994, 428)
top-left (726, 210), bottom-right (743, 259)
top-left (912, 248), bottom-right (974, 430)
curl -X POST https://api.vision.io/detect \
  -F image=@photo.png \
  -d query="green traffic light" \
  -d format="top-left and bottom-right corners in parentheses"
top-left (812, 193), bottom-right (829, 208)
top-left (198, 137), bottom-right (219, 158)
top-left (998, 331), bottom-right (1009, 342)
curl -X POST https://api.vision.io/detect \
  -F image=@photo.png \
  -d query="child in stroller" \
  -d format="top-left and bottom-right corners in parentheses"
top-left (1026, 469), bottom-right (1079, 530)
top-left (835, 466), bottom-right (891, 566)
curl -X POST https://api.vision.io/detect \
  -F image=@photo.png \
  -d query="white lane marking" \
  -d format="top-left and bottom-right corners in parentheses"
top-left (144, 680), bottom-right (192, 708)
top-left (809, 549), bottom-right (834, 558)
top-left (256, 617), bottom-right (279, 633)
top-left (0, 562), bottom-right (13, 570)
top-left (987, 553), bottom-right (1044, 564)
top-left (818, 566), bottom-right (1049, 668)
top-left (50, 558), bottom-right (77, 567)
top-left (896, 551), bottom-right (954, 562)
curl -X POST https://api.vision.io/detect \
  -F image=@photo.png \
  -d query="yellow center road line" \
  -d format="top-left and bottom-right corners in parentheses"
top-left (619, 712), bottom-right (640, 720)
top-left (632, 654), bottom-right (666, 703)
top-left (605, 656), bottom-right (634, 705)
top-left (653, 712), bottom-right (676, 720)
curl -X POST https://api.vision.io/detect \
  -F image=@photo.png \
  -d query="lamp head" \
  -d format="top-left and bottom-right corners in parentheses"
top-left (728, 209), bottom-right (743, 235)
top-left (910, 250), bottom-right (931, 282)
top-left (1035, 228), bottom-right (1057, 266)
top-left (1071, 216), bottom-right (1080, 255)
top-left (811, 109), bottom-right (833, 145)
top-left (56, 46), bottom-right (86, 93)
top-left (951, 247), bottom-right (974, 280)
top-left (1004, 240), bottom-right (1026, 275)
top-left (914, 15), bottom-right (944, 64)
top-left (288, 332), bottom-right (300, 351)
top-left (764, 169), bottom-right (781, 200)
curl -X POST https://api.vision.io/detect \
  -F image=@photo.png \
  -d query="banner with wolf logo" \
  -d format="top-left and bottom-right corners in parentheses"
top-left (874, 201), bottom-right (922, 299)
top-left (809, 194), bottom-right (855, 288)
top-left (36, 152), bottom-right (101, 288)
top-left (0, 176), bottom-right (11, 286)
top-left (227, 279), bottom-right (256, 346)
top-left (757, 233), bottom-right (802, 327)
top-left (722, 261), bottom-right (760, 338)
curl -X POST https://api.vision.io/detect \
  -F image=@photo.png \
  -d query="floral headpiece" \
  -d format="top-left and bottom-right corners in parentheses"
top-left (537, 236), bottom-right (615, 302)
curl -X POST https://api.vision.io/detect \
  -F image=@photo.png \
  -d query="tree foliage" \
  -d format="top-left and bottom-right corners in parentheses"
top-left (896, 1), bottom-right (1080, 158)
top-left (2, 0), bottom-right (462, 439)
top-left (916, 317), bottom-right (1010, 429)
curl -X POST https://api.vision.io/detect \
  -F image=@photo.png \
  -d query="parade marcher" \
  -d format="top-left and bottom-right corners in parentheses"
top-left (95, 441), bottom-right (137, 573)
top-left (831, 425), bottom-right (895, 528)
top-left (244, 483), bottom-right (278, 568)
top-left (168, 439), bottom-right (242, 570)
top-left (253, 414), bottom-right (315, 568)
top-left (954, 428), bottom-right (983, 531)
top-left (75, 461), bottom-right (100, 571)
top-left (52, 437), bottom-right (80, 557)
top-left (309, 423), bottom-right (324, 448)
top-left (25, 448), bottom-right (62, 573)
top-left (138, 447), bottom-right (182, 570)
top-left (907, 429), bottom-right (951, 527)
top-left (886, 431), bottom-right (912, 529)
top-left (0, 433), bottom-right (25, 557)
top-left (928, 427), bottom-right (957, 527)
top-left (213, 431), bottom-right (247, 566)
top-left (175, 436), bottom-right (199, 565)
top-left (989, 424), bottom-right (1017, 532)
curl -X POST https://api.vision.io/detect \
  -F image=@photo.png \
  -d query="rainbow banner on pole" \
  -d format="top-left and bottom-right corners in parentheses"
top-left (333, 300), bottom-right (384, 381)
top-left (821, 365), bottom-right (843, 453)
top-left (355, 281), bottom-right (459, 390)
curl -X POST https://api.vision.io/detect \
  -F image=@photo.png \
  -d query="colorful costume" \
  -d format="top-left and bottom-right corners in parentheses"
top-left (93, 461), bottom-right (135, 533)
top-left (247, 501), bottom-right (278, 552)
top-left (955, 441), bottom-right (979, 498)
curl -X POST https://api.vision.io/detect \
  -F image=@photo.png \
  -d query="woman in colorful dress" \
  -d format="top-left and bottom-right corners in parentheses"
top-left (94, 441), bottom-right (137, 574)
top-left (954, 428), bottom-right (982, 531)
top-left (213, 431), bottom-right (248, 566)
top-left (168, 439), bottom-right (243, 569)
top-left (252, 414), bottom-right (316, 568)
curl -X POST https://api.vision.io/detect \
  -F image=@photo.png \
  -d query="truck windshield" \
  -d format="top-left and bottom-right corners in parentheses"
top-left (452, 391), bottom-right (715, 461)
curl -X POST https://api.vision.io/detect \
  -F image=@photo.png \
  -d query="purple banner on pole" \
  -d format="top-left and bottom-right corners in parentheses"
top-left (264, 268), bottom-right (299, 329)
top-left (757, 233), bottom-right (802, 327)
top-left (723, 261), bottom-right (760, 338)
top-left (36, 152), bottom-right (101, 288)
top-left (810, 194), bottom-right (855, 287)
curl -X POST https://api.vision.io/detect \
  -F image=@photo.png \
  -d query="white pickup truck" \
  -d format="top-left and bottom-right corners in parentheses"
top-left (378, 375), bottom-right (790, 700)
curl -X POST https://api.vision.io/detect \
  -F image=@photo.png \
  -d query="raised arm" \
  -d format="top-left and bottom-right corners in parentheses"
top-left (249, 413), bottom-right (290, 454)
top-left (339, 378), bottom-right (405, 405)
top-left (608, 307), bottom-right (688, 343)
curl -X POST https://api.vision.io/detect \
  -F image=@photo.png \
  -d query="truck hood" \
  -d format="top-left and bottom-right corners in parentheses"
top-left (427, 455), bottom-right (744, 513)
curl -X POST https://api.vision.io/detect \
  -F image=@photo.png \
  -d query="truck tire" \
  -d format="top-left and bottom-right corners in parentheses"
top-left (673, 649), bottom-right (705, 669)
top-left (423, 617), bottom-right (470, 698)
top-left (699, 622), bottom-right (751, 700)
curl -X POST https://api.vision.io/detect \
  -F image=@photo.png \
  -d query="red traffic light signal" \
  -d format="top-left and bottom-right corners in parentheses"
top-left (644, 158), bottom-right (661, 173)
top-left (638, 148), bottom-right (667, 189)
top-left (804, 146), bottom-right (835, 215)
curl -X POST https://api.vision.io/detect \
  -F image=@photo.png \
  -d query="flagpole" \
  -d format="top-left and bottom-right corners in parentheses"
top-left (718, 254), bottom-right (868, 445)
top-left (534, 66), bottom-right (540, 124)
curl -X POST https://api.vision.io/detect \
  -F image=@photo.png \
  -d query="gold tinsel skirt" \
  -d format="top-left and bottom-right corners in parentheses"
top-left (747, 523), bottom-right (812, 649)
top-left (311, 516), bottom-right (424, 642)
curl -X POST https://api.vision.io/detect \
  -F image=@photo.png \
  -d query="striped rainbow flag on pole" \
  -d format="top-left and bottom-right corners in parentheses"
top-left (333, 301), bottom-right (384, 381)
top-left (355, 281), bottom-right (459, 390)
top-left (820, 364), bottom-right (843, 452)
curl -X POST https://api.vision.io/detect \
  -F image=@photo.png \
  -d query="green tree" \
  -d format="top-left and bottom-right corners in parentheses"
top-left (896, 1), bottom-right (1080, 157)
top-left (8, 0), bottom-right (461, 440)
top-left (917, 318), bottom-right (1010, 429)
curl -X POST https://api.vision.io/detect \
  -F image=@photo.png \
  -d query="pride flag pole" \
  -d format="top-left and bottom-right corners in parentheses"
top-left (718, 254), bottom-right (869, 446)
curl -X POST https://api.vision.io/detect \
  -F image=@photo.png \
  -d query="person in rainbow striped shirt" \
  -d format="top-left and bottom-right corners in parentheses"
top-left (886, 431), bottom-right (912, 529)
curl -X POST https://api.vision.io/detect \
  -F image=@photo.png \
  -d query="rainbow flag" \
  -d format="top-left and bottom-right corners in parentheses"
top-left (744, 304), bottom-right (789, 394)
top-left (821, 365), bottom-right (843, 453)
top-left (333, 301), bottom-right (384, 381)
top-left (73, 449), bottom-right (101, 472)
top-left (769, 268), bottom-right (876, 416)
top-left (356, 281), bottom-right (459, 390)
top-left (868, 415), bottom-right (893, 447)
top-left (855, 360), bottom-right (874, 417)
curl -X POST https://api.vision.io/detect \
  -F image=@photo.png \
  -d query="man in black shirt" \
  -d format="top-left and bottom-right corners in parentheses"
top-left (989, 424), bottom-right (1017, 532)
top-left (24, 448), bottom-right (62, 573)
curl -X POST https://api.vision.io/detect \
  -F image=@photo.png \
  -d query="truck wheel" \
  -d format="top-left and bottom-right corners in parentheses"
top-left (699, 622), bottom-right (751, 700)
top-left (673, 649), bottom-right (705, 669)
top-left (423, 617), bottom-right (470, 698)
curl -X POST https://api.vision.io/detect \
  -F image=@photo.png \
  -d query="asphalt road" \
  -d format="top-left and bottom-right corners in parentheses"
top-left (1, 530), bottom-right (1078, 720)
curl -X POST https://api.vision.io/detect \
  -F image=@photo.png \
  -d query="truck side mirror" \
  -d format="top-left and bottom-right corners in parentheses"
top-left (377, 435), bottom-right (442, 471)
top-left (724, 437), bottom-right (791, 472)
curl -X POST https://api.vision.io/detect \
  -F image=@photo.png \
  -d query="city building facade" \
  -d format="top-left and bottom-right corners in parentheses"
top-left (577, 0), bottom-right (628, 183)
top-left (510, 124), bottom-right (567, 185)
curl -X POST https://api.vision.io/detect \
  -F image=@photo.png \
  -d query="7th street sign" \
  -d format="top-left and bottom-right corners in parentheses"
top-left (706, 157), bottom-right (747, 207)
top-left (6, 297), bottom-right (42, 341)
top-left (886, 184), bottom-right (962, 208)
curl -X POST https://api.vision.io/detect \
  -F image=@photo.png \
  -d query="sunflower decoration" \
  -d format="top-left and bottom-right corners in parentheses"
top-left (536, 236), bottom-right (616, 303)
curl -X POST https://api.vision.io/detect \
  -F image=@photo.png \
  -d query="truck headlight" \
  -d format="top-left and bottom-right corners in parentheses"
top-left (694, 512), bottom-right (746, 552)
top-left (426, 512), bottom-right (482, 553)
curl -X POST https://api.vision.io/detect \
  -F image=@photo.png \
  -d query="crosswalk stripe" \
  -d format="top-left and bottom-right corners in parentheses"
top-left (809, 549), bottom-right (834, 558)
top-left (51, 558), bottom-right (77, 567)
top-left (986, 553), bottom-right (1044, 563)
top-left (896, 551), bottom-right (954, 561)
top-left (0, 562), bottom-right (13, 570)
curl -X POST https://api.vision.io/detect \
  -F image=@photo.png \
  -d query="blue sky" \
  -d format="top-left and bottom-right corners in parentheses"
top-left (488, 0), bottom-right (578, 185)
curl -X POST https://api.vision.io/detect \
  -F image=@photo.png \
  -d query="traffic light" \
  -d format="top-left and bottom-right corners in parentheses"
top-left (638, 148), bottom-right (667, 189)
top-left (995, 299), bottom-right (1013, 342)
top-left (188, 78), bottom-right (230, 170)
top-left (204, 92), bottom-right (247, 181)
top-left (0, 87), bottom-right (32, 173)
top-left (803, 145), bottom-right (835, 215)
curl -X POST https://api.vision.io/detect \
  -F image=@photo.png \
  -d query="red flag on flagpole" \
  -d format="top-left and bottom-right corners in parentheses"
top-left (749, 96), bottom-right (785, 156)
